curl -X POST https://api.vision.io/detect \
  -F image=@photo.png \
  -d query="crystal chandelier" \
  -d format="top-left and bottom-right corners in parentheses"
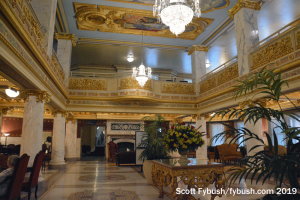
top-left (132, 27), bottom-right (152, 88)
top-left (153, 0), bottom-right (201, 36)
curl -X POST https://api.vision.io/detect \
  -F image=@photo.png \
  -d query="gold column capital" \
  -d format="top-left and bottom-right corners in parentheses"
top-left (188, 45), bottom-right (209, 55)
top-left (229, 0), bottom-right (262, 18)
top-left (54, 33), bottom-right (76, 46)
top-left (21, 90), bottom-right (51, 103)
top-left (239, 99), bottom-right (255, 109)
top-left (0, 107), bottom-right (9, 115)
top-left (66, 116), bottom-right (76, 123)
top-left (52, 110), bottom-right (68, 118)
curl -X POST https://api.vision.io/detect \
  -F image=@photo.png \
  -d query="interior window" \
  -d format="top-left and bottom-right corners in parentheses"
top-left (210, 124), bottom-right (225, 146)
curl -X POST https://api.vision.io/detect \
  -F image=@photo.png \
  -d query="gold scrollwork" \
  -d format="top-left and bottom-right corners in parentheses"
top-left (23, 6), bottom-right (43, 42)
top-left (119, 77), bottom-right (152, 91)
top-left (296, 31), bottom-right (300, 50)
top-left (239, 99), bottom-right (255, 109)
top-left (188, 45), bottom-right (209, 55)
top-left (51, 54), bottom-right (65, 82)
top-left (73, 3), bottom-right (214, 40)
top-left (0, 107), bottom-right (9, 115)
top-left (217, 64), bottom-right (238, 86)
top-left (200, 77), bottom-right (216, 93)
top-left (228, 0), bottom-right (262, 18)
top-left (66, 117), bottom-right (76, 123)
top-left (152, 162), bottom-right (225, 200)
top-left (22, 90), bottom-right (51, 103)
top-left (52, 110), bottom-right (68, 118)
top-left (69, 79), bottom-right (107, 91)
top-left (54, 33), bottom-right (76, 47)
top-left (162, 83), bottom-right (196, 95)
top-left (252, 36), bottom-right (294, 69)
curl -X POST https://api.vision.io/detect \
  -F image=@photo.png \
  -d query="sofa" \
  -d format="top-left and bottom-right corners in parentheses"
top-left (116, 151), bottom-right (136, 166)
top-left (216, 144), bottom-right (242, 164)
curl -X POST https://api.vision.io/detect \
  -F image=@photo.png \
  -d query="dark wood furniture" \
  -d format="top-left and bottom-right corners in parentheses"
top-left (42, 144), bottom-right (51, 171)
top-left (0, 154), bottom-right (30, 200)
top-left (116, 151), bottom-right (136, 166)
top-left (152, 159), bottom-right (225, 200)
top-left (0, 155), bottom-right (8, 170)
top-left (107, 141), bottom-right (118, 162)
top-left (22, 151), bottom-right (44, 200)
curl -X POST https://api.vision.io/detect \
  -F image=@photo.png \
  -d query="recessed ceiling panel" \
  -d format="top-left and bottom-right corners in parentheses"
top-left (74, 3), bottom-right (214, 40)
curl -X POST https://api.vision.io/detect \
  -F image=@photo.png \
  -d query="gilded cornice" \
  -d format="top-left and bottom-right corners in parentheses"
top-left (188, 45), bottom-right (209, 55)
top-left (52, 110), bottom-right (68, 118)
top-left (119, 77), bottom-right (152, 91)
top-left (238, 99), bottom-right (255, 109)
top-left (73, 2), bottom-right (214, 40)
top-left (22, 90), bottom-right (51, 103)
top-left (0, 107), bottom-right (9, 115)
top-left (228, 0), bottom-right (262, 18)
top-left (54, 33), bottom-right (76, 46)
top-left (66, 116), bottom-right (76, 123)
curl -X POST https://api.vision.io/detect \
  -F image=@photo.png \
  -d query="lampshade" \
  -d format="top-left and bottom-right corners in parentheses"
top-left (3, 133), bottom-right (10, 137)
top-left (5, 89), bottom-right (19, 98)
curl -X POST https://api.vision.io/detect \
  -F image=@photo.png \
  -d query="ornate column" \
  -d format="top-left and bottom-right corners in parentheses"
top-left (239, 100), bottom-right (264, 156)
top-left (49, 110), bottom-right (67, 169)
top-left (54, 33), bottom-right (76, 86)
top-left (189, 46), bottom-right (208, 91)
top-left (229, 0), bottom-right (262, 76)
top-left (0, 107), bottom-right (9, 145)
top-left (20, 91), bottom-right (50, 166)
top-left (193, 115), bottom-right (208, 160)
top-left (30, 0), bottom-right (58, 57)
top-left (65, 117), bottom-right (77, 161)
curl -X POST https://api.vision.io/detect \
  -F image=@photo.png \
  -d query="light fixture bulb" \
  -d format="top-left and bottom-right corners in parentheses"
top-left (206, 63), bottom-right (211, 68)
top-left (127, 54), bottom-right (134, 62)
top-left (210, 113), bottom-right (215, 116)
top-left (5, 89), bottom-right (19, 98)
top-left (3, 133), bottom-right (10, 137)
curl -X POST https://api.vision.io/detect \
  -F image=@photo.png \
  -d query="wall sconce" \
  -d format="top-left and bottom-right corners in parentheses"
top-left (127, 54), bottom-right (134, 62)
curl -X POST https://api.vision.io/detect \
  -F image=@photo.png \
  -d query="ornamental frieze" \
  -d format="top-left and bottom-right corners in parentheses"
top-left (296, 31), bottom-right (300, 50)
top-left (162, 83), bottom-right (196, 95)
top-left (217, 64), bottom-right (239, 86)
top-left (119, 77), bottom-right (152, 91)
top-left (200, 77), bottom-right (216, 93)
top-left (252, 35), bottom-right (294, 70)
top-left (69, 79), bottom-right (107, 91)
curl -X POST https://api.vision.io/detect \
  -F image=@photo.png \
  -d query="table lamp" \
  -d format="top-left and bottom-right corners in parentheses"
top-left (3, 133), bottom-right (9, 146)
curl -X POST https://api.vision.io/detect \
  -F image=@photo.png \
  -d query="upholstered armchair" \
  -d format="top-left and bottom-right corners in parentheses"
top-left (264, 145), bottom-right (287, 155)
top-left (216, 144), bottom-right (242, 164)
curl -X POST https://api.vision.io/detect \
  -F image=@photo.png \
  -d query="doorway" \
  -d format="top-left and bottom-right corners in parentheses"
top-left (81, 125), bottom-right (106, 156)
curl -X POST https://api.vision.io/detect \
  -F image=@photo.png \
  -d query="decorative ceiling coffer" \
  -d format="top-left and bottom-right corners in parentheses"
top-left (73, 3), bottom-right (214, 40)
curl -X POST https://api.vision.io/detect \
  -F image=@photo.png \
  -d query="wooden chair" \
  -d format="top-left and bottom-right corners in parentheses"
top-left (22, 151), bottom-right (45, 200)
top-left (0, 154), bottom-right (30, 200)
top-left (0, 155), bottom-right (8, 170)
top-left (217, 144), bottom-right (242, 164)
top-left (107, 141), bottom-right (118, 162)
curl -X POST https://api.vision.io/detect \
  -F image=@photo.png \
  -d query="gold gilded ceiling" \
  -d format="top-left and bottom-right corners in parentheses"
top-left (74, 3), bottom-right (214, 40)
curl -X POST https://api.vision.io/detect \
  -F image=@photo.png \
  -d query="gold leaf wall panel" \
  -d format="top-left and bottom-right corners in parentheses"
top-left (252, 36), bottom-right (294, 69)
top-left (69, 79), bottom-right (107, 90)
top-left (200, 77), bottom-right (216, 93)
top-left (296, 31), bottom-right (300, 50)
top-left (217, 64), bottom-right (238, 86)
top-left (119, 77), bottom-right (152, 91)
top-left (162, 83), bottom-right (195, 95)
top-left (73, 3), bottom-right (214, 40)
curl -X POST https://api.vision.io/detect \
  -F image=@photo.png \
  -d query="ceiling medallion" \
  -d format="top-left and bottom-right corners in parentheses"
top-left (132, 28), bottom-right (152, 87)
top-left (154, 0), bottom-right (201, 36)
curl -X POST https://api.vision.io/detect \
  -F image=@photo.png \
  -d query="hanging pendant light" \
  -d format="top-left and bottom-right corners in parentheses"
top-left (153, 0), bottom-right (201, 36)
top-left (132, 25), bottom-right (152, 88)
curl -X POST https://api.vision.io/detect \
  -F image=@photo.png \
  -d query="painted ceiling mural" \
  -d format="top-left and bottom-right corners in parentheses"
top-left (105, 0), bottom-right (229, 13)
top-left (74, 3), bottom-right (214, 40)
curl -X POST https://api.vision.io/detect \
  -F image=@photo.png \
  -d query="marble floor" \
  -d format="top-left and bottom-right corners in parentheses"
top-left (36, 157), bottom-right (278, 200)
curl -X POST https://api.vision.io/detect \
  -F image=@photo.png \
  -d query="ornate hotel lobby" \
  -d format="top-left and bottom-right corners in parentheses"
top-left (0, 0), bottom-right (300, 199)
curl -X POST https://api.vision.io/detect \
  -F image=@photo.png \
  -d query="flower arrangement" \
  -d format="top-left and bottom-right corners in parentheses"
top-left (163, 122), bottom-right (205, 153)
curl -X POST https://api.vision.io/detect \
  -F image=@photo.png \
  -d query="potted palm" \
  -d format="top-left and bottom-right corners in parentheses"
top-left (211, 67), bottom-right (300, 199)
top-left (138, 115), bottom-right (170, 185)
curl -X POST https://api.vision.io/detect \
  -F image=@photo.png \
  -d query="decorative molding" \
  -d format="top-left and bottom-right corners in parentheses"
top-left (22, 90), bottom-right (51, 103)
top-left (228, 0), bottom-right (262, 18)
top-left (51, 53), bottom-right (65, 81)
top-left (0, 107), bottom-right (9, 115)
top-left (162, 83), bottom-right (196, 95)
top-left (111, 123), bottom-right (140, 131)
top-left (66, 117), bottom-right (76, 123)
top-left (217, 64), bottom-right (239, 86)
top-left (69, 79), bottom-right (107, 91)
top-left (252, 36), bottom-right (294, 70)
top-left (73, 3), bottom-right (214, 40)
top-left (54, 33), bottom-right (76, 46)
top-left (239, 99), bottom-right (255, 109)
top-left (296, 31), bottom-right (300, 50)
top-left (200, 77), bottom-right (216, 93)
top-left (119, 77), bottom-right (152, 91)
top-left (188, 45), bottom-right (209, 55)
top-left (52, 110), bottom-right (68, 118)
